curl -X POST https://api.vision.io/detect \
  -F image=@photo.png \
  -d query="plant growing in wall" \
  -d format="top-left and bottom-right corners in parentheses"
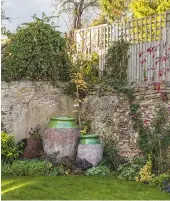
top-left (139, 44), bottom-right (170, 81)
top-left (130, 103), bottom-right (170, 175)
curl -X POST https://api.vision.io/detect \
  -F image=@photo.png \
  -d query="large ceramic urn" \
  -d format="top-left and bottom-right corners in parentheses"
top-left (77, 134), bottom-right (103, 167)
top-left (43, 117), bottom-right (79, 164)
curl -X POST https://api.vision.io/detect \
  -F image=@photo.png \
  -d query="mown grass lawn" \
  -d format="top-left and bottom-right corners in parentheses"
top-left (1, 176), bottom-right (170, 200)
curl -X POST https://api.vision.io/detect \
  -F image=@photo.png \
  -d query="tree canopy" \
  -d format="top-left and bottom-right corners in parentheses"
top-left (99, 0), bottom-right (131, 21)
top-left (99, 0), bottom-right (170, 21)
top-left (130, 0), bottom-right (170, 19)
top-left (53, 0), bottom-right (99, 30)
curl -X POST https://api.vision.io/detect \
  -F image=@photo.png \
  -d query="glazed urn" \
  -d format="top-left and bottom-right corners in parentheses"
top-left (43, 117), bottom-right (79, 164)
top-left (77, 134), bottom-right (103, 167)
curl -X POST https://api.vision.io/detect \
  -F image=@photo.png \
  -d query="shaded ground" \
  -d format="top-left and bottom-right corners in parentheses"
top-left (2, 176), bottom-right (170, 200)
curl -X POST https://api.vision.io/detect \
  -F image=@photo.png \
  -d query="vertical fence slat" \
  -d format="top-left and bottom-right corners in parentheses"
top-left (74, 12), bottom-right (168, 83)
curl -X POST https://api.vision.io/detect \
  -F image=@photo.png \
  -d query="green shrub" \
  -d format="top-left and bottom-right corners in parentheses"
top-left (1, 132), bottom-right (23, 163)
top-left (2, 14), bottom-right (71, 83)
top-left (2, 159), bottom-right (53, 176)
top-left (117, 158), bottom-right (145, 181)
top-left (86, 166), bottom-right (111, 177)
top-left (151, 174), bottom-right (170, 191)
top-left (50, 165), bottom-right (71, 176)
top-left (103, 39), bottom-right (130, 87)
top-left (99, 139), bottom-right (126, 171)
top-left (133, 105), bottom-right (170, 174)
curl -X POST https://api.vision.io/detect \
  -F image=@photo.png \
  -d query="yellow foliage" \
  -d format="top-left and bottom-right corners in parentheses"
top-left (135, 154), bottom-right (155, 182)
top-left (71, 73), bottom-right (87, 91)
top-left (80, 126), bottom-right (88, 135)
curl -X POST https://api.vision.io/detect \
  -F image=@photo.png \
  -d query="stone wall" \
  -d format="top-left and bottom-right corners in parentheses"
top-left (2, 81), bottom-right (170, 158)
top-left (1, 81), bottom-right (75, 141)
top-left (80, 81), bottom-right (170, 159)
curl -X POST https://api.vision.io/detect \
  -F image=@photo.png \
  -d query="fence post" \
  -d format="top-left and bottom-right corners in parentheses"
top-left (164, 10), bottom-right (170, 81)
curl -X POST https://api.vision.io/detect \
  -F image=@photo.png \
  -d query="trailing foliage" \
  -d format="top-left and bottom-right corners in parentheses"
top-left (2, 159), bottom-right (53, 176)
top-left (103, 39), bottom-right (130, 88)
top-left (1, 132), bottom-right (23, 163)
top-left (2, 14), bottom-right (71, 83)
top-left (86, 166), bottom-right (111, 177)
top-left (130, 104), bottom-right (170, 174)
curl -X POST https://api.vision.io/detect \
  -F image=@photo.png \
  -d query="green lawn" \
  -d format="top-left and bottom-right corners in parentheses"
top-left (1, 176), bottom-right (170, 200)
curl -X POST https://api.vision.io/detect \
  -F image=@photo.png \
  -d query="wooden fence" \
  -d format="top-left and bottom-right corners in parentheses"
top-left (74, 11), bottom-right (170, 83)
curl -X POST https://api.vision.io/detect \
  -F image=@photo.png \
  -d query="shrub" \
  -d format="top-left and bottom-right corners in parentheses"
top-left (136, 154), bottom-right (155, 183)
top-left (151, 173), bottom-right (170, 193)
top-left (99, 139), bottom-right (126, 171)
top-left (135, 105), bottom-right (170, 174)
top-left (65, 52), bottom-right (100, 98)
top-left (2, 159), bottom-right (53, 176)
top-left (86, 166), bottom-right (111, 177)
top-left (117, 157), bottom-right (146, 181)
top-left (117, 163), bottom-right (142, 181)
top-left (2, 14), bottom-right (71, 83)
top-left (103, 39), bottom-right (130, 87)
top-left (1, 132), bottom-right (23, 163)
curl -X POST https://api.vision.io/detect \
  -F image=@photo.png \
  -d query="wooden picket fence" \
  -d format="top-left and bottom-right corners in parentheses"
top-left (74, 11), bottom-right (170, 83)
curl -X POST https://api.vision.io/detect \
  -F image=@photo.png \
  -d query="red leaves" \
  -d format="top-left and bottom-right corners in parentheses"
top-left (140, 58), bottom-right (146, 64)
top-left (147, 47), bottom-right (155, 54)
top-left (158, 70), bottom-right (164, 77)
top-left (144, 120), bottom-right (150, 125)
top-left (139, 52), bottom-right (144, 57)
top-left (139, 44), bottom-right (170, 81)
top-left (161, 56), bottom-right (167, 62)
top-left (154, 82), bottom-right (161, 92)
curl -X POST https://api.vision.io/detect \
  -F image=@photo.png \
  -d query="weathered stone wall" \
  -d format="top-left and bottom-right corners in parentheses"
top-left (80, 81), bottom-right (170, 159)
top-left (2, 81), bottom-right (170, 158)
top-left (1, 81), bottom-right (75, 141)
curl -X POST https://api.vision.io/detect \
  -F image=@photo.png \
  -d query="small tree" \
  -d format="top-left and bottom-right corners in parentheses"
top-left (52, 0), bottom-right (99, 30)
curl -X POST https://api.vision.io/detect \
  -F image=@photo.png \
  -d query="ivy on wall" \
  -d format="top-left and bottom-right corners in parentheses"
top-left (130, 101), bottom-right (170, 174)
top-left (103, 39), bottom-right (130, 88)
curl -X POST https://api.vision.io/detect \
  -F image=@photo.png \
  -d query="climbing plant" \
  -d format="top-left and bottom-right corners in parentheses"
top-left (2, 13), bottom-right (71, 83)
top-left (130, 103), bottom-right (170, 174)
top-left (103, 39), bottom-right (130, 88)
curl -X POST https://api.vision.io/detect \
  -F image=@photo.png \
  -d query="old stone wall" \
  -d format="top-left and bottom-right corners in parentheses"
top-left (80, 81), bottom-right (170, 159)
top-left (1, 81), bottom-right (75, 141)
top-left (2, 81), bottom-right (170, 158)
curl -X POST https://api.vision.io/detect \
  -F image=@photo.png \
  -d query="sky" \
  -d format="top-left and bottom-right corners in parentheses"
top-left (3, 0), bottom-right (68, 33)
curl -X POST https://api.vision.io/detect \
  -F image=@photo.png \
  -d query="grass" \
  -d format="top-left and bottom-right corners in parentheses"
top-left (1, 176), bottom-right (170, 200)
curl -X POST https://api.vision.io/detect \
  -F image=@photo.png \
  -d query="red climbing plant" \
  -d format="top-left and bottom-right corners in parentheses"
top-left (139, 44), bottom-right (170, 81)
